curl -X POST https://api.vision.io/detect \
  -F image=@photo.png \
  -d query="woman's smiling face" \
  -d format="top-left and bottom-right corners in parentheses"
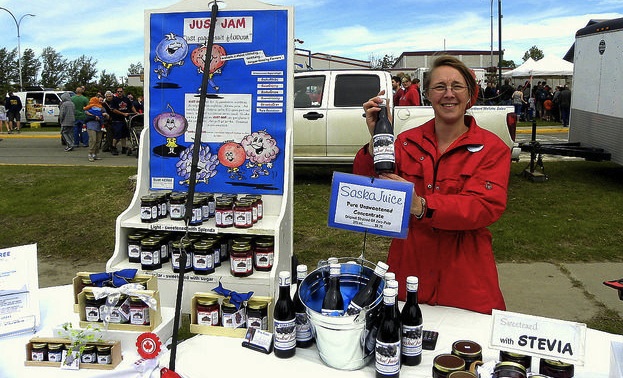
top-left (427, 65), bottom-right (470, 124)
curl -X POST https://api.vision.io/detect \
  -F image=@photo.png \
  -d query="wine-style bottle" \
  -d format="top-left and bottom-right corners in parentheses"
top-left (293, 264), bottom-right (314, 347)
top-left (400, 276), bottom-right (423, 366)
top-left (346, 261), bottom-right (389, 315)
top-left (372, 99), bottom-right (395, 174)
top-left (386, 279), bottom-right (400, 319)
top-left (375, 288), bottom-right (401, 378)
top-left (321, 263), bottom-right (344, 316)
top-left (273, 271), bottom-right (296, 358)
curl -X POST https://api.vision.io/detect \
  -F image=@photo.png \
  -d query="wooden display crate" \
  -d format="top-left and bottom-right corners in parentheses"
top-left (189, 292), bottom-right (273, 337)
top-left (73, 271), bottom-right (158, 313)
top-left (24, 337), bottom-right (122, 370)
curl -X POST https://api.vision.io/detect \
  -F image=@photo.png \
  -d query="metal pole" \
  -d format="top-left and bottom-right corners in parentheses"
top-left (497, 0), bottom-right (503, 88)
top-left (0, 8), bottom-right (35, 91)
top-left (490, 0), bottom-right (493, 69)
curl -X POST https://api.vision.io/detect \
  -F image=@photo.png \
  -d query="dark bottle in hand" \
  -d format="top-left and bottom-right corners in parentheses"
top-left (372, 99), bottom-right (395, 174)
top-left (400, 276), bottom-right (423, 366)
top-left (273, 271), bottom-right (296, 358)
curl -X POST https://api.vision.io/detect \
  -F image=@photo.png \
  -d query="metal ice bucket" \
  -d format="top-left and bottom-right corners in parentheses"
top-left (298, 259), bottom-right (385, 370)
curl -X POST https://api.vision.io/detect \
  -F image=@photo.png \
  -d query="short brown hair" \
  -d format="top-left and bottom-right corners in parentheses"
top-left (423, 55), bottom-right (477, 100)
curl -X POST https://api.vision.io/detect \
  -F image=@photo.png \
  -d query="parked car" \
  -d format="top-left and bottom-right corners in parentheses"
top-left (13, 87), bottom-right (65, 126)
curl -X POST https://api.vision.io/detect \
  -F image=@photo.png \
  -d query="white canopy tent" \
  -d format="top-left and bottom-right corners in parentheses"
top-left (503, 56), bottom-right (573, 88)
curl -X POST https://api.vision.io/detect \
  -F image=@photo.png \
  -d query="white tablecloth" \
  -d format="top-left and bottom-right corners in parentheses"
top-left (1, 285), bottom-right (621, 378)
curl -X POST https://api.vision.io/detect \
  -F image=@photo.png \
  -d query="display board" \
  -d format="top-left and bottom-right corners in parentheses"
top-left (148, 5), bottom-right (288, 194)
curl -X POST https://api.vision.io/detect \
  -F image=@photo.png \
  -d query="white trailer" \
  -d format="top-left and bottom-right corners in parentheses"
top-left (569, 18), bottom-right (623, 165)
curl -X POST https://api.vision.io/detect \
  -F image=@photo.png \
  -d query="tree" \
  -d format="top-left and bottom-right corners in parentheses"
top-left (40, 47), bottom-right (67, 89)
top-left (369, 54), bottom-right (396, 70)
top-left (499, 59), bottom-right (516, 69)
top-left (97, 70), bottom-right (119, 92)
top-left (522, 46), bottom-right (544, 62)
top-left (20, 48), bottom-right (41, 88)
top-left (127, 62), bottom-right (143, 75)
top-left (0, 48), bottom-right (17, 94)
top-left (65, 55), bottom-right (98, 90)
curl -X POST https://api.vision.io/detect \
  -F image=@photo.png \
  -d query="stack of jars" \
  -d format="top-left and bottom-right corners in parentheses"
top-left (30, 342), bottom-right (113, 364)
top-left (195, 295), bottom-right (269, 331)
top-left (83, 292), bottom-right (151, 326)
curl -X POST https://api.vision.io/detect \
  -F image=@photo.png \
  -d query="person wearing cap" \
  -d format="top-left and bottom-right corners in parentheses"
top-left (354, 55), bottom-right (509, 314)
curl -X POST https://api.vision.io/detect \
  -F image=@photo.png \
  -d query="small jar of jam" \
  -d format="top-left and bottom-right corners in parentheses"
top-left (141, 237), bottom-right (162, 270)
top-left (169, 192), bottom-right (187, 220)
top-left (500, 351), bottom-right (532, 372)
top-left (192, 240), bottom-right (215, 275)
top-left (153, 191), bottom-right (168, 219)
top-left (246, 195), bottom-right (263, 220)
top-left (539, 359), bottom-right (574, 378)
top-left (31, 342), bottom-right (48, 361)
top-left (189, 196), bottom-right (204, 226)
top-left (202, 236), bottom-right (221, 268)
top-left (247, 300), bottom-right (268, 330)
top-left (85, 292), bottom-right (104, 322)
top-left (196, 297), bottom-right (220, 326)
top-left (222, 298), bottom-right (246, 328)
top-left (494, 361), bottom-right (527, 378)
top-left (451, 340), bottom-right (482, 371)
top-left (215, 197), bottom-right (234, 228)
top-left (47, 343), bottom-right (64, 363)
top-left (151, 232), bottom-right (170, 263)
top-left (129, 296), bottom-right (151, 325)
top-left (433, 354), bottom-right (466, 378)
top-left (233, 199), bottom-right (253, 228)
top-left (206, 193), bottom-right (216, 218)
top-left (108, 294), bottom-right (130, 324)
top-left (96, 345), bottom-right (112, 364)
top-left (171, 239), bottom-right (193, 273)
top-left (140, 195), bottom-right (158, 223)
top-left (253, 236), bottom-right (274, 272)
top-left (127, 231), bottom-right (147, 263)
top-left (81, 345), bottom-right (97, 364)
top-left (230, 241), bottom-right (253, 277)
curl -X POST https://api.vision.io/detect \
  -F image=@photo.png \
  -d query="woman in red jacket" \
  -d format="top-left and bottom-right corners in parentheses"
top-left (354, 55), bottom-right (509, 314)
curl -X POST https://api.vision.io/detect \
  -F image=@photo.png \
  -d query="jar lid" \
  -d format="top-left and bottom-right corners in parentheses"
top-left (32, 343), bottom-right (47, 349)
top-left (96, 345), bottom-right (112, 352)
top-left (231, 242), bottom-right (252, 252)
top-left (193, 240), bottom-right (213, 250)
top-left (85, 292), bottom-right (96, 300)
top-left (172, 239), bottom-right (192, 248)
top-left (48, 343), bottom-right (64, 350)
top-left (129, 296), bottom-right (145, 303)
top-left (254, 237), bottom-right (274, 247)
top-left (494, 361), bottom-right (527, 374)
top-left (197, 297), bottom-right (219, 306)
top-left (540, 358), bottom-right (574, 372)
top-left (82, 345), bottom-right (95, 351)
top-left (221, 298), bottom-right (236, 308)
top-left (235, 199), bottom-right (252, 206)
top-left (247, 300), bottom-right (268, 310)
top-left (170, 193), bottom-right (187, 201)
top-left (448, 371), bottom-right (477, 378)
top-left (433, 354), bottom-right (465, 372)
top-left (81, 276), bottom-right (93, 285)
top-left (141, 237), bottom-right (160, 247)
top-left (452, 340), bottom-right (482, 357)
top-left (216, 198), bottom-right (233, 206)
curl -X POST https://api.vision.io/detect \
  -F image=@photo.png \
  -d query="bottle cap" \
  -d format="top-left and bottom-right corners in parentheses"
top-left (296, 264), bottom-right (308, 274)
top-left (329, 263), bottom-right (341, 276)
top-left (387, 280), bottom-right (398, 291)
top-left (406, 276), bottom-right (419, 284)
top-left (375, 261), bottom-right (389, 276)
top-left (384, 272), bottom-right (395, 281)
top-left (383, 288), bottom-right (396, 298)
top-left (279, 271), bottom-right (291, 286)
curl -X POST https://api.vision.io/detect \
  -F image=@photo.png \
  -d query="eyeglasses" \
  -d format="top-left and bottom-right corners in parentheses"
top-left (430, 84), bottom-right (468, 94)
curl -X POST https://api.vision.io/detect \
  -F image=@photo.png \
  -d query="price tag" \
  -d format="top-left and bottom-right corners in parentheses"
top-left (489, 310), bottom-right (586, 365)
top-left (328, 172), bottom-right (413, 239)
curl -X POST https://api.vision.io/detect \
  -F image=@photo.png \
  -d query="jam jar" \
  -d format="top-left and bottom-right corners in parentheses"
top-left (129, 296), bottom-right (150, 325)
top-left (85, 292), bottom-right (104, 322)
top-left (47, 343), bottom-right (64, 363)
top-left (202, 236), bottom-right (221, 268)
top-left (500, 350), bottom-right (532, 372)
top-left (245, 195), bottom-right (263, 220)
top-left (494, 361), bottom-right (527, 378)
top-left (31, 342), bottom-right (48, 361)
top-left (127, 230), bottom-right (147, 263)
top-left (451, 340), bottom-right (482, 371)
top-left (169, 192), bottom-right (187, 220)
top-left (151, 232), bottom-right (170, 263)
top-left (81, 345), bottom-right (97, 364)
top-left (153, 191), bottom-right (168, 219)
top-left (246, 300), bottom-right (268, 330)
top-left (253, 236), bottom-right (274, 272)
top-left (433, 353), bottom-right (466, 378)
top-left (141, 237), bottom-right (162, 270)
top-left (189, 196), bottom-right (204, 226)
top-left (140, 195), bottom-right (158, 223)
top-left (97, 345), bottom-right (112, 364)
top-left (233, 199), bottom-right (253, 228)
top-left (230, 240), bottom-right (253, 277)
top-left (539, 359), bottom-right (574, 378)
top-left (221, 298), bottom-right (246, 328)
top-left (215, 197), bottom-right (234, 228)
top-left (192, 240), bottom-right (215, 275)
top-left (196, 297), bottom-right (220, 326)
top-left (206, 193), bottom-right (216, 218)
top-left (171, 239), bottom-right (193, 273)
top-left (108, 294), bottom-right (130, 324)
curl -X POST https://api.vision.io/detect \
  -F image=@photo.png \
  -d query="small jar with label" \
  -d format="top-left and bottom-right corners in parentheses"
top-left (246, 300), bottom-right (268, 330)
top-left (151, 232), bottom-right (170, 264)
top-left (140, 195), bottom-right (158, 223)
top-left (171, 239), bottom-right (193, 273)
top-left (494, 361), bottom-right (527, 378)
top-left (31, 342), bottom-right (48, 361)
top-left (189, 196), bottom-right (204, 226)
top-left (253, 236), bottom-right (274, 272)
top-left (451, 340), bottom-right (482, 371)
top-left (244, 195), bottom-right (259, 224)
top-left (500, 351), bottom-right (532, 373)
top-left (230, 241), bottom-right (253, 277)
top-left (215, 197), bottom-right (234, 228)
top-left (108, 294), bottom-right (130, 324)
top-left (81, 345), bottom-right (97, 364)
top-left (169, 192), bottom-right (187, 221)
top-left (196, 297), bottom-right (220, 326)
top-left (539, 359), bottom-right (574, 378)
top-left (245, 195), bottom-right (263, 220)
top-left (192, 240), bottom-right (215, 275)
top-left (96, 345), bottom-right (112, 364)
top-left (140, 237), bottom-right (162, 270)
top-left (47, 343), bottom-right (64, 363)
top-left (202, 236), bottom-right (221, 268)
top-left (222, 298), bottom-right (246, 328)
top-left (233, 199), bottom-right (253, 228)
top-left (206, 193), bottom-right (216, 218)
top-left (153, 191), bottom-right (168, 219)
top-left (129, 296), bottom-right (150, 325)
top-left (127, 231), bottom-right (147, 264)
top-left (433, 353), bottom-right (466, 378)
top-left (85, 292), bottom-right (104, 322)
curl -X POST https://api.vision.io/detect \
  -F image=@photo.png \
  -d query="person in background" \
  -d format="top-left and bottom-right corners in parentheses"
top-left (354, 55), bottom-right (509, 314)
top-left (398, 75), bottom-right (421, 106)
top-left (498, 78), bottom-right (514, 105)
top-left (83, 96), bottom-right (107, 162)
top-left (109, 87), bottom-right (137, 156)
top-left (134, 96), bottom-right (144, 114)
top-left (484, 81), bottom-right (497, 105)
top-left (58, 92), bottom-right (75, 151)
top-left (0, 99), bottom-right (8, 133)
top-left (71, 86), bottom-right (89, 148)
top-left (511, 85), bottom-right (526, 120)
top-left (101, 90), bottom-right (115, 152)
top-left (391, 76), bottom-right (403, 107)
top-left (558, 85), bottom-right (572, 127)
top-left (5, 92), bottom-right (22, 134)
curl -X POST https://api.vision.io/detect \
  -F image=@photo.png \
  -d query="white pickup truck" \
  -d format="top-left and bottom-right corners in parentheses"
top-left (293, 70), bottom-right (520, 164)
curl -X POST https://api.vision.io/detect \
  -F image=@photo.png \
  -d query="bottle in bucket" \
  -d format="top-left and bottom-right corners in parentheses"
top-left (293, 264), bottom-right (314, 347)
top-left (401, 276), bottom-right (423, 366)
top-left (346, 261), bottom-right (389, 315)
top-left (387, 280), bottom-right (400, 319)
top-left (321, 263), bottom-right (344, 316)
top-left (375, 288), bottom-right (401, 378)
top-left (273, 271), bottom-right (296, 358)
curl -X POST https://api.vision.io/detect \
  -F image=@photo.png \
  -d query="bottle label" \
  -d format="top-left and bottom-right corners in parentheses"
top-left (170, 203), bottom-right (185, 219)
top-left (140, 205), bottom-right (153, 221)
top-left (85, 305), bottom-right (100, 322)
top-left (295, 311), bottom-right (313, 341)
top-left (130, 305), bottom-right (150, 325)
top-left (222, 307), bottom-right (246, 328)
top-left (401, 324), bottom-right (423, 357)
top-left (48, 351), bottom-right (63, 362)
top-left (128, 243), bottom-right (141, 259)
top-left (247, 315), bottom-right (267, 330)
top-left (197, 308), bottom-right (219, 326)
top-left (375, 339), bottom-right (401, 375)
top-left (273, 319), bottom-right (296, 350)
top-left (231, 256), bottom-right (252, 274)
top-left (31, 351), bottom-right (45, 361)
top-left (372, 133), bottom-right (395, 164)
top-left (254, 251), bottom-right (274, 268)
top-left (193, 253), bottom-right (214, 271)
top-left (97, 354), bottom-right (112, 364)
top-left (346, 301), bottom-right (363, 316)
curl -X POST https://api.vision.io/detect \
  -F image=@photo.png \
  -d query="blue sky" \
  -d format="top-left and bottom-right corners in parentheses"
top-left (0, 0), bottom-right (621, 79)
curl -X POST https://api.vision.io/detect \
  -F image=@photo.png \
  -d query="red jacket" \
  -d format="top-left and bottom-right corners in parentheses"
top-left (398, 84), bottom-right (421, 106)
top-left (353, 116), bottom-right (510, 314)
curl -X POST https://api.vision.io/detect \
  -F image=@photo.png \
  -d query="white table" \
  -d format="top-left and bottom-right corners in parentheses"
top-left (1, 285), bottom-right (621, 377)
